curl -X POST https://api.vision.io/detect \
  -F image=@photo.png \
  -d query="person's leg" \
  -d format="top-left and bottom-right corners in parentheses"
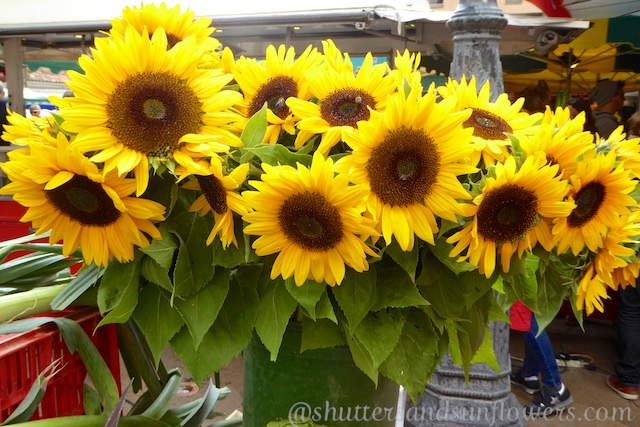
top-left (615, 284), bottom-right (640, 387)
top-left (521, 330), bottom-right (539, 379)
top-left (524, 313), bottom-right (562, 389)
top-left (523, 314), bottom-right (572, 414)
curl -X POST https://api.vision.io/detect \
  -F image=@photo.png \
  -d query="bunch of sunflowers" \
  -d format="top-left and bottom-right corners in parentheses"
top-left (1, 2), bottom-right (640, 401)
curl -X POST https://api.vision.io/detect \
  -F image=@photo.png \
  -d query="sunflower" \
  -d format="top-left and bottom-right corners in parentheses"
top-left (56, 26), bottom-right (244, 196)
top-left (232, 44), bottom-right (322, 145)
top-left (108, 3), bottom-right (221, 57)
top-left (553, 150), bottom-right (637, 255)
top-left (595, 126), bottom-right (640, 179)
top-left (242, 152), bottom-right (377, 286)
top-left (518, 106), bottom-right (595, 179)
top-left (334, 87), bottom-right (476, 251)
top-left (447, 155), bottom-right (575, 278)
top-left (437, 76), bottom-right (540, 168)
top-left (183, 161), bottom-right (250, 248)
top-left (594, 210), bottom-right (640, 290)
top-left (286, 39), bottom-right (397, 155)
top-left (592, 224), bottom-right (639, 289)
top-left (1, 110), bottom-right (57, 146)
top-left (389, 49), bottom-right (423, 91)
top-left (612, 260), bottom-right (640, 291)
top-left (573, 221), bottom-right (638, 315)
top-left (0, 138), bottom-right (165, 267)
top-left (575, 265), bottom-right (609, 316)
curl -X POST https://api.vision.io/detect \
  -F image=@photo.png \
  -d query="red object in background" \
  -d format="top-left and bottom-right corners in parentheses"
top-left (0, 200), bottom-right (29, 238)
top-left (0, 307), bottom-right (121, 422)
top-left (527, 0), bottom-right (572, 18)
top-left (0, 200), bottom-right (33, 262)
top-left (0, 200), bottom-right (82, 273)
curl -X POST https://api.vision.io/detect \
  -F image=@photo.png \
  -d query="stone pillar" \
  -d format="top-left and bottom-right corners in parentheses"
top-left (447, 0), bottom-right (507, 101)
top-left (406, 323), bottom-right (523, 426)
top-left (406, 2), bottom-right (524, 426)
top-left (3, 38), bottom-right (25, 116)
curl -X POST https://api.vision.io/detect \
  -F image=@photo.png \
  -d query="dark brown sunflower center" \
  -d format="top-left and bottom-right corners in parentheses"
top-left (463, 108), bottom-right (513, 140)
top-left (106, 71), bottom-right (203, 158)
top-left (567, 182), bottom-right (605, 227)
top-left (166, 34), bottom-right (182, 49)
top-left (196, 175), bottom-right (228, 215)
top-left (545, 154), bottom-right (563, 178)
top-left (249, 76), bottom-right (298, 120)
top-left (476, 183), bottom-right (539, 243)
top-left (278, 191), bottom-right (343, 251)
top-left (45, 175), bottom-right (121, 226)
top-left (321, 88), bottom-right (375, 127)
top-left (366, 127), bottom-right (440, 206)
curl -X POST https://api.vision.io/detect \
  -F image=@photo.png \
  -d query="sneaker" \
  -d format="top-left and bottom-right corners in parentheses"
top-left (510, 370), bottom-right (540, 394)
top-left (607, 375), bottom-right (639, 400)
top-left (524, 383), bottom-right (573, 416)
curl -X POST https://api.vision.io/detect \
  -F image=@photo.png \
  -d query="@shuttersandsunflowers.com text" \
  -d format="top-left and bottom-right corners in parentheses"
top-left (287, 400), bottom-right (636, 425)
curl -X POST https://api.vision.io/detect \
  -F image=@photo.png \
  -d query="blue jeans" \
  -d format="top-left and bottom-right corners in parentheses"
top-left (615, 284), bottom-right (640, 387)
top-left (521, 313), bottom-right (562, 389)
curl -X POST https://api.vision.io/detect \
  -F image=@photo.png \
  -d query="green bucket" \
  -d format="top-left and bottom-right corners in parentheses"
top-left (243, 324), bottom-right (400, 427)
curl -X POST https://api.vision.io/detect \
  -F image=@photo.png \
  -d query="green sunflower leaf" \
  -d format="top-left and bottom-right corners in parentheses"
top-left (174, 268), bottom-right (230, 349)
top-left (139, 227), bottom-right (178, 271)
top-left (212, 219), bottom-right (250, 268)
top-left (141, 257), bottom-right (173, 293)
top-left (372, 259), bottom-right (428, 311)
top-left (445, 318), bottom-right (472, 382)
top-left (285, 278), bottom-right (327, 320)
top-left (379, 309), bottom-right (440, 401)
top-left (300, 317), bottom-right (346, 352)
top-left (385, 240), bottom-right (419, 280)
top-left (250, 144), bottom-right (313, 168)
top-left (97, 258), bottom-right (141, 327)
top-left (314, 291), bottom-right (338, 323)
top-left (240, 102), bottom-right (268, 149)
top-left (534, 261), bottom-right (569, 332)
top-left (469, 326), bottom-right (499, 373)
top-left (169, 212), bottom-right (215, 297)
top-left (132, 285), bottom-right (184, 366)
top-left (171, 265), bottom-right (260, 383)
top-left (417, 254), bottom-right (465, 319)
top-left (502, 253), bottom-right (539, 311)
top-left (344, 332), bottom-right (378, 385)
top-left (354, 309), bottom-right (406, 369)
top-left (255, 277), bottom-right (298, 360)
top-left (331, 268), bottom-right (377, 334)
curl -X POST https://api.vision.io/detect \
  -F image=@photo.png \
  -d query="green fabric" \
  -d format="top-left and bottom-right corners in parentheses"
top-left (24, 60), bottom-right (82, 74)
top-left (607, 16), bottom-right (640, 48)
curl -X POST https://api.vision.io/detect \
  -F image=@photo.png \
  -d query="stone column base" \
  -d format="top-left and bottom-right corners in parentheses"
top-left (405, 389), bottom-right (524, 427)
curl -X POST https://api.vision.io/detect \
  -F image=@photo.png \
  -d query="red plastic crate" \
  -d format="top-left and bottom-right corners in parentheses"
top-left (0, 199), bottom-right (82, 273)
top-left (0, 306), bottom-right (121, 422)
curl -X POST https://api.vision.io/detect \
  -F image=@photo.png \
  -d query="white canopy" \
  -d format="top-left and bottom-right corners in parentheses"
top-left (0, 0), bottom-right (589, 113)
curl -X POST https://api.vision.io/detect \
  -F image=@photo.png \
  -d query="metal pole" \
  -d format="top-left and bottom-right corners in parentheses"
top-left (406, 1), bottom-right (524, 426)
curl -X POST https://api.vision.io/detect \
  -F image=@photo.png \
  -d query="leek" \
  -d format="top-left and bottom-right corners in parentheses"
top-left (0, 283), bottom-right (68, 323)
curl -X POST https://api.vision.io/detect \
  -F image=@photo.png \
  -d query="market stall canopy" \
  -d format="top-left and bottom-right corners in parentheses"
top-left (501, 13), bottom-right (640, 94)
top-left (1, 0), bottom-right (591, 113)
top-left (0, 0), bottom-right (590, 57)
